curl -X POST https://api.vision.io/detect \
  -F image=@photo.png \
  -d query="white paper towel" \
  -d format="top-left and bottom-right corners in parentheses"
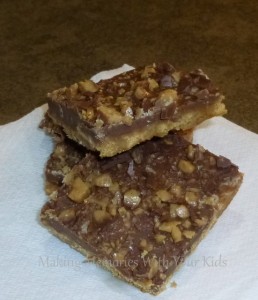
top-left (0, 65), bottom-right (258, 300)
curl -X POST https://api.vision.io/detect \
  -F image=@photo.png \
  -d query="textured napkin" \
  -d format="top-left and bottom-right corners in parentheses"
top-left (0, 65), bottom-right (258, 300)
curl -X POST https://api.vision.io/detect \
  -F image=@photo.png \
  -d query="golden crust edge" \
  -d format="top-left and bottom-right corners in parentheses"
top-left (48, 98), bottom-right (225, 157)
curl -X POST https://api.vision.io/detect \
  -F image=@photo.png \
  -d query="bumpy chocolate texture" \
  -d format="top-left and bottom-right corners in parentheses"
top-left (46, 63), bottom-right (226, 157)
top-left (41, 133), bottom-right (242, 294)
top-left (44, 141), bottom-right (85, 195)
top-left (40, 114), bottom-right (86, 195)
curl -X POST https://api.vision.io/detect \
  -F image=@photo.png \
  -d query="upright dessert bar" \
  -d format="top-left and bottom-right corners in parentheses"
top-left (46, 63), bottom-right (226, 157)
top-left (41, 133), bottom-right (242, 294)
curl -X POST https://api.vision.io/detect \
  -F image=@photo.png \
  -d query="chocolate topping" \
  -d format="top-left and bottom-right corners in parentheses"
top-left (41, 133), bottom-right (242, 292)
top-left (47, 63), bottom-right (222, 127)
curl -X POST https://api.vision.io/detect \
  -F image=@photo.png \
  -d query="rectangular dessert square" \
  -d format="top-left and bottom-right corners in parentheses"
top-left (40, 133), bottom-right (242, 294)
top-left (46, 62), bottom-right (226, 157)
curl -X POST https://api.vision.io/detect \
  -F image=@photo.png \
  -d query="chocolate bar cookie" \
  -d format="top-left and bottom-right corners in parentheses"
top-left (46, 63), bottom-right (226, 157)
top-left (41, 133), bottom-right (242, 294)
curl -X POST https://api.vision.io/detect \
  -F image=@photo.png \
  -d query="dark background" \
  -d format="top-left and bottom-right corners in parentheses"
top-left (1, 0), bottom-right (257, 132)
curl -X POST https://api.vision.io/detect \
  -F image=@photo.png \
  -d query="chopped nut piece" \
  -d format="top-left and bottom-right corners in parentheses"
top-left (78, 80), bottom-right (99, 93)
top-left (62, 165), bottom-right (71, 175)
top-left (118, 207), bottom-right (128, 218)
top-left (97, 106), bottom-right (124, 125)
top-left (145, 165), bottom-right (156, 174)
top-left (94, 173), bottom-right (112, 187)
top-left (95, 118), bottom-right (104, 128)
top-left (159, 221), bottom-right (175, 233)
top-left (141, 66), bottom-right (156, 78)
top-left (65, 83), bottom-right (78, 99)
top-left (170, 204), bottom-right (179, 218)
top-left (147, 258), bottom-right (159, 279)
top-left (176, 205), bottom-right (190, 219)
top-left (117, 97), bottom-right (132, 113)
top-left (163, 137), bottom-right (173, 145)
top-left (178, 159), bottom-right (195, 173)
top-left (183, 230), bottom-right (196, 239)
top-left (148, 78), bottom-right (159, 91)
top-left (187, 145), bottom-right (195, 160)
top-left (123, 189), bottom-right (141, 209)
top-left (113, 249), bottom-right (128, 262)
top-left (139, 239), bottom-right (153, 251)
top-left (133, 207), bottom-right (144, 215)
top-left (68, 177), bottom-right (91, 203)
top-left (172, 71), bottom-right (181, 82)
top-left (54, 144), bottom-right (66, 156)
top-left (82, 107), bottom-right (95, 120)
top-left (160, 273), bottom-right (166, 280)
top-left (171, 281), bottom-right (177, 288)
top-left (63, 169), bottom-right (76, 185)
top-left (182, 219), bottom-right (191, 229)
top-left (159, 221), bottom-right (181, 234)
top-left (156, 89), bottom-right (177, 106)
top-left (109, 182), bottom-right (120, 193)
top-left (93, 210), bottom-right (111, 224)
top-left (171, 223), bottom-right (182, 243)
top-left (156, 189), bottom-right (172, 202)
top-left (118, 88), bottom-right (126, 95)
top-left (111, 191), bottom-right (122, 205)
top-left (132, 148), bottom-right (143, 164)
top-left (195, 217), bottom-right (208, 226)
top-left (154, 215), bottom-right (161, 228)
top-left (204, 194), bottom-right (219, 206)
top-left (80, 221), bottom-right (89, 234)
top-left (155, 234), bottom-right (166, 244)
top-left (185, 191), bottom-right (199, 206)
top-left (140, 239), bottom-right (147, 249)
top-left (45, 181), bottom-right (58, 196)
top-left (170, 184), bottom-right (182, 197)
top-left (134, 86), bottom-right (149, 99)
top-left (58, 208), bottom-right (76, 223)
top-left (108, 204), bottom-right (117, 216)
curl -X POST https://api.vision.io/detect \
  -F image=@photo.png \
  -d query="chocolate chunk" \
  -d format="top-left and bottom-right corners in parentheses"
top-left (177, 75), bottom-right (192, 94)
top-left (160, 75), bottom-right (177, 88)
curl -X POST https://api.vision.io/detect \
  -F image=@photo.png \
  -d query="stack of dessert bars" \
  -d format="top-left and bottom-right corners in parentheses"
top-left (40, 63), bottom-right (242, 295)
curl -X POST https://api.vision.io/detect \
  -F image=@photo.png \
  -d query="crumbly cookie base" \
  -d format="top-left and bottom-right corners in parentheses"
top-left (49, 99), bottom-right (225, 157)
top-left (41, 173), bottom-right (242, 295)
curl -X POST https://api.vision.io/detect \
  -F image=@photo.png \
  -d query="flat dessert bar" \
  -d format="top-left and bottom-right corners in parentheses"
top-left (41, 133), bottom-right (242, 294)
top-left (47, 62), bottom-right (226, 157)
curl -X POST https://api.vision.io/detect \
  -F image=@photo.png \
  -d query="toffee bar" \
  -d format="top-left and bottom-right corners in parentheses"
top-left (47, 63), bottom-right (226, 157)
top-left (41, 133), bottom-right (242, 294)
